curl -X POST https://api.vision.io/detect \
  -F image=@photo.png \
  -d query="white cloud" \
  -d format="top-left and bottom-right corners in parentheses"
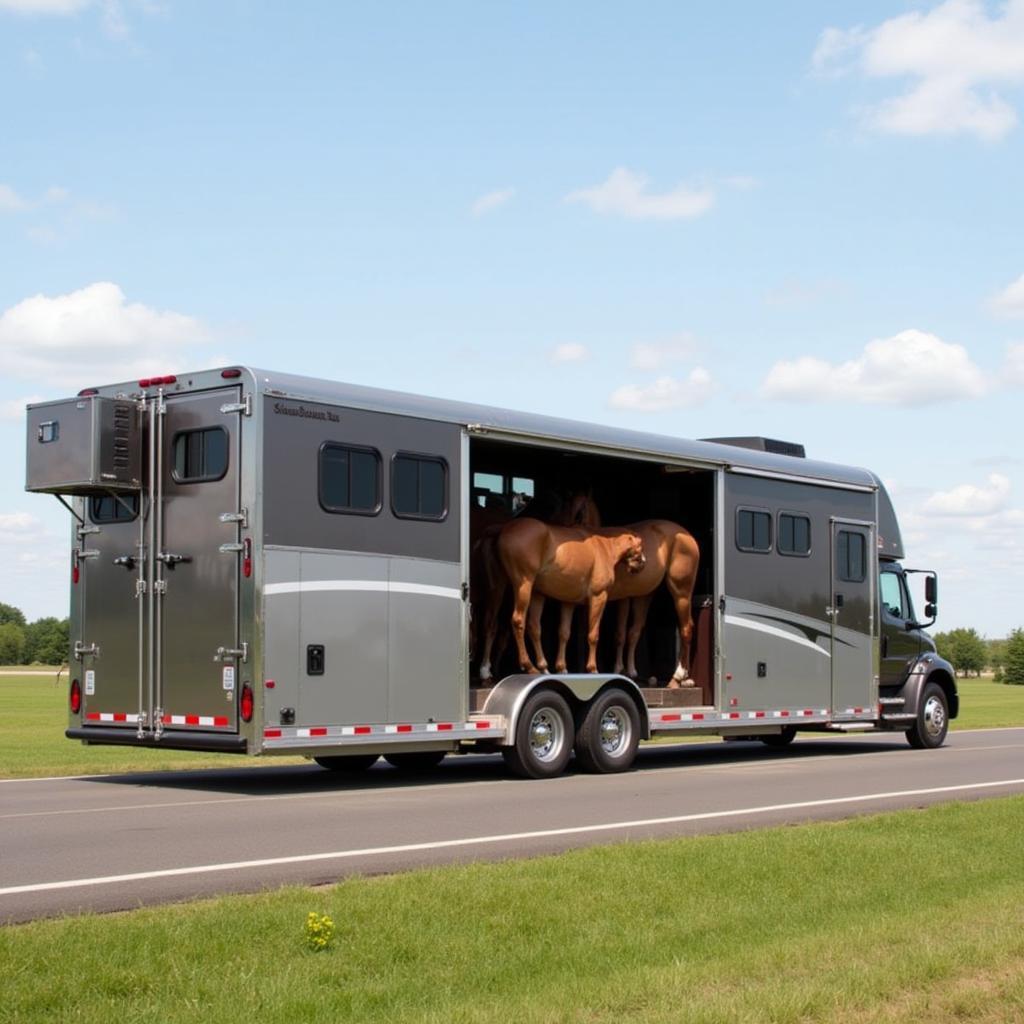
top-left (0, 512), bottom-right (38, 534)
top-left (0, 396), bottom-right (46, 421)
top-left (471, 187), bottom-right (515, 216)
top-left (609, 368), bottom-right (713, 411)
top-left (761, 329), bottom-right (988, 405)
top-left (0, 182), bottom-right (74, 214)
top-left (0, 282), bottom-right (214, 389)
top-left (549, 342), bottom-right (589, 364)
top-left (566, 168), bottom-right (715, 221)
top-left (630, 334), bottom-right (696, 370)
top-left (990, 272), bottom-right (1024, 316)
top-left (921, 473), bottom-right (1011, 516)
top-left (814, 0), bottom-right (1024, 140)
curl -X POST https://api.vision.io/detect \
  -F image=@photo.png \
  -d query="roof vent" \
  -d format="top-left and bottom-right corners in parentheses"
top-left (702, 436), bottom-right (806, 459)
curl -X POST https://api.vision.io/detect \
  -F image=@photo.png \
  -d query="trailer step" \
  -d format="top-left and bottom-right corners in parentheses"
top-left (826, 722), bottom-right (876, 732)
top-left (880, 712), bottom-right (915, 721)
top-left (878, 696), bottom-right (906, 706)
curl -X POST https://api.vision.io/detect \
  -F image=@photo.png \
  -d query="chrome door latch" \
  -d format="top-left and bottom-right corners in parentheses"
top-left (214, 642), bottom-right (248, 663)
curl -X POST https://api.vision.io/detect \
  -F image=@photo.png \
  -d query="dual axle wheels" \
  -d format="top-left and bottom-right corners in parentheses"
top-left (502, 687), bottom-right (641, 779)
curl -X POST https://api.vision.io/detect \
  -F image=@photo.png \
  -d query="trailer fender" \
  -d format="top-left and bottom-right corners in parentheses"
top-left (481, 674), bottom-right (650, 746)
top-left (898, 654), bottom-right (959, 720)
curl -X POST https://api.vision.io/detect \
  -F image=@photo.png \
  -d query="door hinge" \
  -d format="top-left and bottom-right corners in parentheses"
top-left (153, 580), bottom-right (167, 595)
top-left (76, 524), bottom-right (100, 540)
top-left (135, 579), bottom-right (147, 598)
top-left (218, 542), bottom-right (245, 554)
top-left (220, 393), bottom-right (252, 416)
top-left (73, 641), bottom-right (100, 660)
top-left (219, 508), bottom-right (249, 527)
top-left (461, 582), bottom-right (469, 601)
top-left (75, 548), bottom-right (100, 561)
top-left (214, 642), bottom-right (248, 663)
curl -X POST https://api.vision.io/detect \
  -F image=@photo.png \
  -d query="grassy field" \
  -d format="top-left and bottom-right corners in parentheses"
top-left (3, 796), bottom-right (1023, 1023)
top-left (1, 672), bottom-right (1023, 779)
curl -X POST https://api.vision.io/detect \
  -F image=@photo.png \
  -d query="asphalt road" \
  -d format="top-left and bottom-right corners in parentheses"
top-left (3, 728), bottom-right (1023, 924)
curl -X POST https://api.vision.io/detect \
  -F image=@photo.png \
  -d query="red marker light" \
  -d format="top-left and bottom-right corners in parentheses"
top-left (70, 678), bottom-right (81, 714)
top-left (221, 368), bottom-right (242, 379)
top-left (72, 552), bottom-right (80, 585)
top-left (240, 683), bottom-right (254, 722)
top-left (242, 537), bottom-right (252, 578)
top-left (138, 379), bottom-right (151, 388)
top-left (78, 388), bottom-right (99, 397)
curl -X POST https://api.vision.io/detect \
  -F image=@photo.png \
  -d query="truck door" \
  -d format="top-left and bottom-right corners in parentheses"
top-left (157, 388), bottom-right (242, 731)
top-left (829, 519), bottom-right (876, 715)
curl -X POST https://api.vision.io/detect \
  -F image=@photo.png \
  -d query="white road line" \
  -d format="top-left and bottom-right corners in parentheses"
top-left (3, 778), bottom-right (1023, 898)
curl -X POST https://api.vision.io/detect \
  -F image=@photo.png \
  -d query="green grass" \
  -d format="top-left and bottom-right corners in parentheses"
top-left (2, 671), bottom-right (1023, 779)
top-left (3, 797), bottom-right (1023, 1023)
top-left (0, 672), bottom-right (305, 778)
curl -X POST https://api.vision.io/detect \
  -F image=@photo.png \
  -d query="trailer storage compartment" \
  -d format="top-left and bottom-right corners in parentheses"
top-left (26, 395), bottom-right (142, 496)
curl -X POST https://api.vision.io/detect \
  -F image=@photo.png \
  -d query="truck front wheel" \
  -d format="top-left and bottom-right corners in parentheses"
top-left (502, 689), bottom-right (574, 779)
top-left (906, 681), bottom-right (949, 749)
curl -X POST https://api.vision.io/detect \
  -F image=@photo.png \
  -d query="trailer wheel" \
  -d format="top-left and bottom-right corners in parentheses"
top-left (383, 750), bottom-right (446, 771)
top-left (314, 754), bottom-right (379, 772)
top-left (760, 726), bottom-right (796, 748)
top-left (502, 689), bottom-right (573, 779)
top-left (574, 688), bottom-right (641, 773)
top-left (906, 682), bottom-right (949, 749)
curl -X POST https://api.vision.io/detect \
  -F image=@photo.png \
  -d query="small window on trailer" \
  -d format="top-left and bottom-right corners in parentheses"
top-left (736, 507), bottom-right (772, 552)
top-left (778, 512), bottom-right (811, 556)
top-left (319, 443), bottom-right (382, 515)
top-left (90, 494), bottom-right (140, 523)
top-left (172, 427), bottom-right (229, 483)
top-left (393, 453), bottom-right (447, 521)
top-left (836, 530), bottom-right (866, 582)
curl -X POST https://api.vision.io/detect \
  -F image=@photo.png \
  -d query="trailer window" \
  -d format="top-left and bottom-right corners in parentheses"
top-left (319, 443), bottom-right (382, 515)
top-left (393, 453), bottom-right (447, 520)
top-left (836, 530), bottom-right (866, 582)
top-left (89, 494), bottom-right (140, 524)
top-left (778, 513), bottom-right (811, 556)
top-left (172, 427), bottom-right (229, 483)
top-left (736, 508), bottom-right (771, 552)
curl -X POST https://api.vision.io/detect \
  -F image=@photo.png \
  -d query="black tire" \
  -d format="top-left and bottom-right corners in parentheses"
top-left (574, 688), bottom-right (641, 773)
top-left (502, 689), bottom-right (574, 779)
top-left (314, 754), bottom-right (379, 772)
top-left (906, 681), bottom-right (949, 749)
top-left (383, 750), bottom-right (447, 771)
top-left (760, 726), bottom-right (797, 748)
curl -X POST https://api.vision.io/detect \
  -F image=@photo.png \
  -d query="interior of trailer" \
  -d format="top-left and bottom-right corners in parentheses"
top-left (468, 437), bottom-right (716, 705)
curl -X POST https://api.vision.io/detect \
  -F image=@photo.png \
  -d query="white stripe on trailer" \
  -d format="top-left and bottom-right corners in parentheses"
top-left (723, 614), bottom-right (830, 657)
top-left (264, 580), bottom-right (462, 600)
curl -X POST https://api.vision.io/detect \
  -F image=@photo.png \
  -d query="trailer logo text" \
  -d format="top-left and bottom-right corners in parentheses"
top-left (273, 402), bottom-right (340, 423)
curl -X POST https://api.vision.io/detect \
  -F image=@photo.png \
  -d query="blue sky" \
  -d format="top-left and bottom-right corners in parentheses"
top-left (1, 0), bottom-right (1022, 636)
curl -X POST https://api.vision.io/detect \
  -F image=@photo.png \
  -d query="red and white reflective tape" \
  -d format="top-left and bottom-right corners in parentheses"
top-left (162, 714), bottom-right (231, 728)
top-left (842, 706), bottom-right (872, 717)
top-left (85, 711), bottom-right (141, 724)
top-left (263, 719), bottom-right (504, 745)
top-left (654, 708), bottom-right (830, 726)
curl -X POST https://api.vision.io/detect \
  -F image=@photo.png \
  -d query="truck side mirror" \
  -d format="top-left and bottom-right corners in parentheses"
top-left (925, 575), bottom-right (937, 604)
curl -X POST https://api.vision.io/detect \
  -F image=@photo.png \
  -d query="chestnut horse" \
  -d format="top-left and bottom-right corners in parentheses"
top-left (494, 519), bottom-right (646, 675)
top-left (534, 497), bottom-right (700, 687)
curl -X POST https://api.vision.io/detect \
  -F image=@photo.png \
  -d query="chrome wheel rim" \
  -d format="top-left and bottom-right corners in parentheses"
top-left (923, 695), bottom-right (946, 739)
top-left (529, 708), bottom-right (565, 763)
top-left (599, 706), bottom-right (631, 757)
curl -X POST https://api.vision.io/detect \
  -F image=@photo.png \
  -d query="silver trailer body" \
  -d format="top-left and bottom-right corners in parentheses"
top-left (26, 366), bottom-right (956, 772)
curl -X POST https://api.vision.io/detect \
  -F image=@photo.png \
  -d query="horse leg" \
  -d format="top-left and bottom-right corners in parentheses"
top-left (478, 567), bottom-right (506, 682)
top-left (611, 599), bottom-right (629, 674)
top-left (585, 591), bottom-right (609, 673)
top-left (625, 592), bottom-right (653, 680)
top-left (666, 591), bottom-right (694, 688)
top-left (666, 534), bottom-right (699, 688)
top-left (527, 593), bottom-right (549, 673)
top-left (555, 601), bottom-right (575, 673)
top-left (509, 576), bottom-right (539, 674)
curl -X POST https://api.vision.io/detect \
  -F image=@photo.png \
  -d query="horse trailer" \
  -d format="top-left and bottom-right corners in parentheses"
top-left (26, 366), bottom-right (957, 778)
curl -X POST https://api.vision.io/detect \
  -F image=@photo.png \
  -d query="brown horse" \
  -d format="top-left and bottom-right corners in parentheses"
top-left (475, 489), bottom-right (597, 680)
top-left (531, 497), bottom-right (700, 687)
top-left (493, 519), bottom-right (646, 675)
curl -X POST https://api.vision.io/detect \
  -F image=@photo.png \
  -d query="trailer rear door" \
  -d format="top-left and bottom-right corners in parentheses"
top-left (158, 389), bottom-right (242, 730)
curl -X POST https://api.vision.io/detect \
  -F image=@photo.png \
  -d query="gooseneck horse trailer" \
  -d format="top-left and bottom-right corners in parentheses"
top-left (26, 367), bottom-right (957, 778)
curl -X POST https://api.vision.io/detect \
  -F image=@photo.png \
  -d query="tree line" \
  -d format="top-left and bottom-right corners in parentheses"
top-left (0, 603), bottom-right (70, 666)
top-left (934, 627), bottom-right (1024, 685)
